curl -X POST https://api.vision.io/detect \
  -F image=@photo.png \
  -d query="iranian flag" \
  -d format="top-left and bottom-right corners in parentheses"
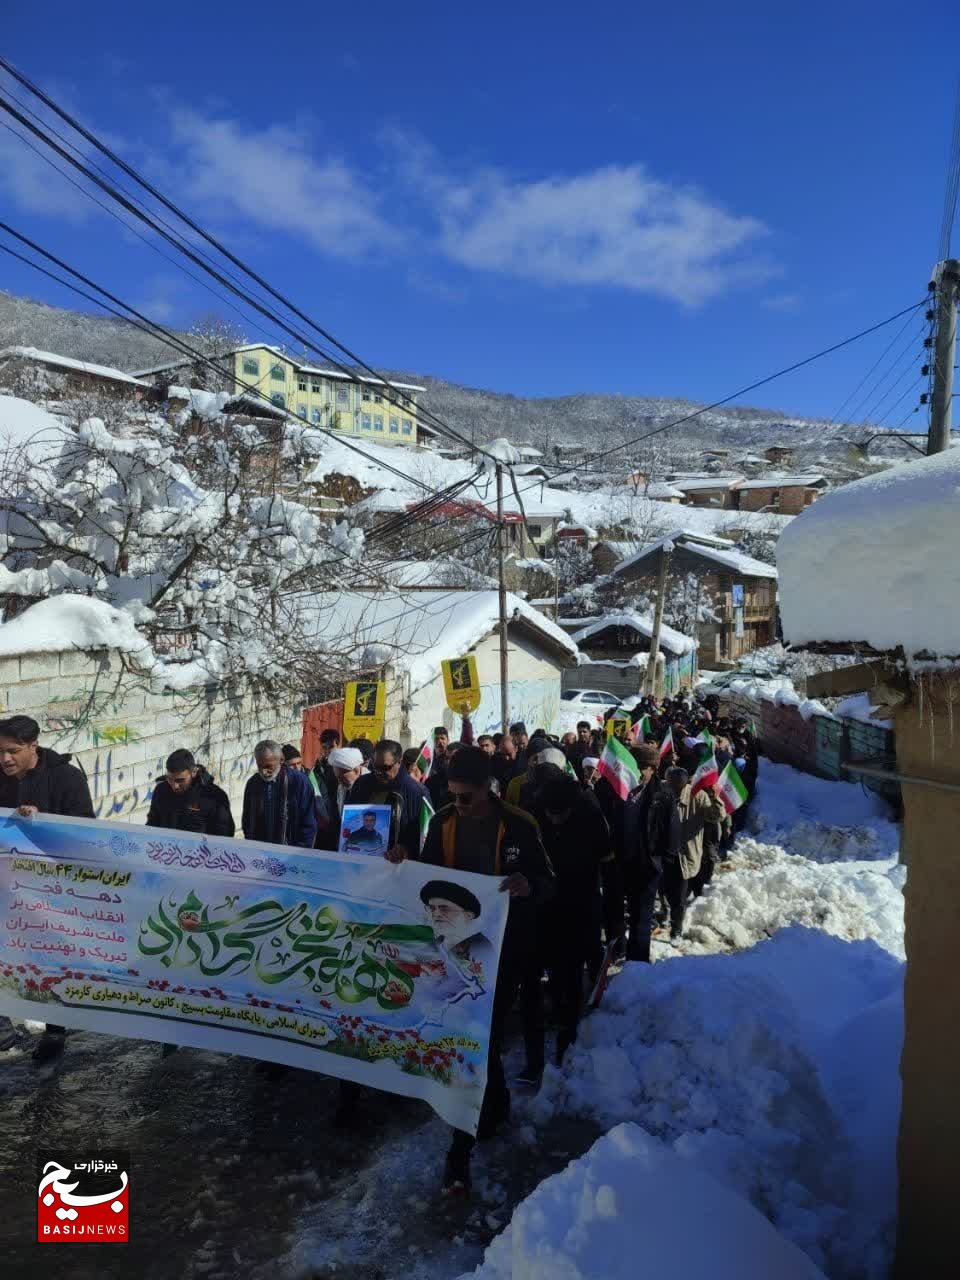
top-left (419, 795), bottom-right (435, 852)
top-left (414, 741), bottom-right (433, 780)
top-left (631, 713), bottom-right (652, 743)
top-left (597, 736), bottom-right (640, 801)
top-left (690, 751), bottom-right (720, 796)
top-left (717, 761), bottom-right (749, 814)
top-left (659, 726), bottom-right (674, 760)
top-left (694, 727), bottom-right (714, 750)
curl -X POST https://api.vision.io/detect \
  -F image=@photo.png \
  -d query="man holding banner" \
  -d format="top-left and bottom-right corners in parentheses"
top-left (346, 740), bottom-right (428, 863)
top-left (391, 745), bottom-right (555, 1197)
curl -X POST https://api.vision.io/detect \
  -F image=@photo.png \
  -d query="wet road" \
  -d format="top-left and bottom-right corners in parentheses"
top-left (0, 1023), bottom-right (600, 1279)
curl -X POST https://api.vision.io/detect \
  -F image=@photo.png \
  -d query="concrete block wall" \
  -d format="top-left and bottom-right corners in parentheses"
top-left (0, 648), bottom-right (302, 824)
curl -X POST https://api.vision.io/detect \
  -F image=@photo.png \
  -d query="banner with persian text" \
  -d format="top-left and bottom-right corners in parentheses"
top-left (0, 810), bottom-right (509, 1134)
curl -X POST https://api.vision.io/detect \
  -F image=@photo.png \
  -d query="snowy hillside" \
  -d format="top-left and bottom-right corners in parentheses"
top-left (0, 289), bottom-right (883, 460)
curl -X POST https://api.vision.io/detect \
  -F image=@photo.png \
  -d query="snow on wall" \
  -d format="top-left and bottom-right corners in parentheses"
top-left (777, 448), bottom-right (960, 660)
top-left (0, 646), bottom-right (300, 822)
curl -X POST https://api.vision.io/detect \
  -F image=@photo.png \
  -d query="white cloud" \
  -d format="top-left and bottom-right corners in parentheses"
top-left (0, 113), bottom-right (94, 220)
top-left (168, 110), bottom-right (400, 258)
top-left (424, 160), bottom-right (772, 306)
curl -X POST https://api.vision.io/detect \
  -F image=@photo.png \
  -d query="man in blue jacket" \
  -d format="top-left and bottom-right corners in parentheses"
top-left (241, 740), bottom-right (317, 848)
top-left (346, 739), bottom-right (427, 859)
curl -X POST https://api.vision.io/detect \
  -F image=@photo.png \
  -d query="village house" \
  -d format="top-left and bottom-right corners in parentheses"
top-left (668, 475), bottom-right (744, 508)
top-left (0, 345), bottom-right (150, 404)
top-left (735, 474), bottom-right (828, 514)
top-left (763, 445), bottom-right (795, 465)
top-left (557, 608), bottom-right (697, 698)
top-left (606, 529), bottom-right (778, 668)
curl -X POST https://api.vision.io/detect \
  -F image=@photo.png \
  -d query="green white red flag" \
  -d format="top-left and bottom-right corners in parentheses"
top-left (631, 714), bottom-right (652, 743)
top-left (694, 728), bottom-right (714, 750)
top-left (717, 761), bottom-right (749, 814)
top-left (414, 741), bottom-right (433, 780)
top-left (597, 736), bottom-right (640, 801)
top-left (659, 726), bottom-right (674, 760)
top-left (419, 795), bottom-right (435, 852)
top-left (690, 751), bottom-right (720, 796)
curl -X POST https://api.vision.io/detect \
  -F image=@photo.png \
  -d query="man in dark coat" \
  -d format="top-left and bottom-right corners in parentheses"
top-left (622, 743), bottom-right (679, 962)
top-left (146, 749), bottom-right (234, 836)
top-left (309, 728), bottom-right (342, 850)
top-left (241, 740), bottom-right (317, 848)
top-left (347, 739), bottom-right (428, 859)
top-left (0, 714), bottom-right (95, 1062)
top-left (389, 746), bottom-right (554, 1196)
top-left (534, 774), bottom-right (612, 1064)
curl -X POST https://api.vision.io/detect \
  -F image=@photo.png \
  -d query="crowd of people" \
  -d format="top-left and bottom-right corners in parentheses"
top-left (0, 691), bottom-right (759, 1196)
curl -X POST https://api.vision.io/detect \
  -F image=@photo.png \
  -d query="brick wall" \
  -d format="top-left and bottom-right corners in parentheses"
top-left (0, 648), bottom-right (302, 823)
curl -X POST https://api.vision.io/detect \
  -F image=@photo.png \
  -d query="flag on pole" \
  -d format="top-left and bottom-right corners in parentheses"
top-left (597, 736), bottom-right (641, 801)
top-left (659, 726), bottom-right (674, 760)
top-left (631, 713), bottom-right (652, 743)
top-left (419, 795), bottom-right (435, 852)
top-left (694, 728), bottom-right (714, 751)
top-left (690, 751), bottom-right (720, 796)
top-left (717, 761), bottom-right (749, 814)
top-left (414, 741), bottom-right (433, 780)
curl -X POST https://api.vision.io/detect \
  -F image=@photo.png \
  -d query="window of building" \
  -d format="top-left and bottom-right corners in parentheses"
top-left (337, 388), bottom-right (349, 406)
top-left (311, 408), bottom-right (322, 423)
top-left (362, 386), bottom-right (371, 401)
top-left (374, 416), bottom-right (384, 432)
top-left (270, 364), bottom-right (286, 381)
top-left (387, 388), bottom-right (398, 403)
top-left (389, 417), bottom-right (399, 434)
top-left (311, 381), bottom-right (321, 394)
top-left (271, 392), bottom-right (285, 408)
top-left (242, 357), bottom-right (259, 377)
top-left (402, 419), bottom-right (412, 435)
top-left (374, 392), bottom-right (383, 404)
top-left (298, 379), bottom-right (307, 392)
top-left (361, 414), bottom-right (372, 430)
top-left (528, 523), bottom-right (542, 539)
top-left (297, 405), bottom-right (307, 420)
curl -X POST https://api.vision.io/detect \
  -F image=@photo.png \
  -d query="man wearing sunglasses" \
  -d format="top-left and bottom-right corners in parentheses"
top-left (345, 738), bottom-right (427, 863)
top-left (386, 745), bottom-right (554, 1197)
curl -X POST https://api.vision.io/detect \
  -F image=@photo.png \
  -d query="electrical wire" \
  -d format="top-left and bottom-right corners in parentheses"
top-left (938, 81), bottom-right (960, 262)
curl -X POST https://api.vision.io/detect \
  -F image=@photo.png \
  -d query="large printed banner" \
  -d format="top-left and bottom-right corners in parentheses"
top-left (0, 810), bottom-right (509, 1134)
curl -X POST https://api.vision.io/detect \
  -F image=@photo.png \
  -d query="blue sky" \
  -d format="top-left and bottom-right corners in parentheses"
top-left (2, 0), bottom-right (957, 422)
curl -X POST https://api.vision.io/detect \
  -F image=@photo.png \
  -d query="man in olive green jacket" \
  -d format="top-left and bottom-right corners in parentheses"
top-left (663, 767), bottom-right (726, 938)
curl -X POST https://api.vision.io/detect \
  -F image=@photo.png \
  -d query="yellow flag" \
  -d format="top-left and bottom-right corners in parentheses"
top-left (441, 656), bottom-right (481, 715)
top-left (605, 716), bottom-right (631, 741)
top-left (342, 680), bottom-right (385, 743)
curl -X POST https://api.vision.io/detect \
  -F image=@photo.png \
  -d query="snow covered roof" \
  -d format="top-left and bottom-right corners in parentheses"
top-left (671, 475), bottom-right (745, 492)
top-left (0, 394), bottom-right (69, 460)
top-left (611, 530), bottom-right (778, 581)
top-left (646, 482), bottom-right (685, 499)
top-left (373, 560), bottom-right (497, 589)
top-left (302, 590), bottom-right (578, 692)
top-left (777, 449), bottom-right (960, 662)
top-left (568, 609), bottom-right (695, 656)
top-left (0, 346), bottom-right (149, 388)
top-left (737, 474), bottom-right (826, 491)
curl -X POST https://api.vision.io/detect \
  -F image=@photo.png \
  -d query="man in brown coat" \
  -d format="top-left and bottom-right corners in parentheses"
top-left (663, 767), bottom-right (725, 939)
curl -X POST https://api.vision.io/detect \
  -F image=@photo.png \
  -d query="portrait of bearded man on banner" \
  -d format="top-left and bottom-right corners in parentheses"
top-left (417, 879), bottom-right (497, 994)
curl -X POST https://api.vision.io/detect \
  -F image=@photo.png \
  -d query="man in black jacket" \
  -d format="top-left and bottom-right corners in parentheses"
top-left (0, 715), bottom-right (95, 1062)
top-left (622, 743), bottom-right (679, 963)
top-left (146, 749), bottom-right (235, 836)
top-left (389, 746), bottom-right (554, 1196)
top-left (347, 739), bottom-right (428, 859)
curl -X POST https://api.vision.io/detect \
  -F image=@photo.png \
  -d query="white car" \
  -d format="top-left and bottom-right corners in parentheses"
top-left (557, 688), bottom-right (622, 731)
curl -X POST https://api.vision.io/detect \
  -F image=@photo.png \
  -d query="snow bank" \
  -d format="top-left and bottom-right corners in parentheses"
top-left (777, 447), bottom-right (960, 661)
top-left (0, 595), bottom-right (149, 656)
top-left (461, 1123), bottom-right (826, 1280)
top-left (0, 393), bottom-right (68, 461)
top-left (526, 929), bottom-right (903, 1278)
top-left (748, 759), bottom-right (898, 857)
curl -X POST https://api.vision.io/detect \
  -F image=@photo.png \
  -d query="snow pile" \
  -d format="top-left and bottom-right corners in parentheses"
top-left (0, 393), bottom-right (69, 462)
top-left (777, 447), bottom-right (960, 661)
top-left (0, 595), bottom-right (150, 657)
top-left (461, 1123), bottom-right (826, 1280)
top-left (834, 692), bottom-right (892, 729)
top-left (526, 929), bottom-right (903, 1278)
top-left (746, 760), bottom-right (898, 858)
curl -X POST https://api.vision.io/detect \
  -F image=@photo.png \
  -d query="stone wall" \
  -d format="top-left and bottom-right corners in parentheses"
top-left (0, 647), bottom-right (302, 823)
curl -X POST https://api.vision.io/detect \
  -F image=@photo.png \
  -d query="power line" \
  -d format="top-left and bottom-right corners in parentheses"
top-left (0, 61), bottom-right (490, 461)
top-left (938, 80), bottom-right (960, 261)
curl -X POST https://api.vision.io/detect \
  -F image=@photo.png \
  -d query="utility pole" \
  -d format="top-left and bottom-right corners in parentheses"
top-left (644, 547), bottom-right (670, 696)
top-left (496, 462), bottom-right (509, 733)
top-left (928, 259), bottom-right (959, 455)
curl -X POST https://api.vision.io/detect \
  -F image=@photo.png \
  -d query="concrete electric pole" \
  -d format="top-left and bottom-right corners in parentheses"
top-left (496, 462), bottom-right (509, 734)
top-left (928, 259), bottom-right (959, 455)
top-left (643, 546), bottom-right (670, 696)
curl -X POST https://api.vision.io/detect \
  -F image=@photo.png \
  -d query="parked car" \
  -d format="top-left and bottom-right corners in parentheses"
top-left (557, 688), bottom-right (623, 732)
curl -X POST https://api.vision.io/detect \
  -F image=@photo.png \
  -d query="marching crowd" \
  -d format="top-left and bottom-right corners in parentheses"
top-left (0, 692), bottom-right (759, 1197)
